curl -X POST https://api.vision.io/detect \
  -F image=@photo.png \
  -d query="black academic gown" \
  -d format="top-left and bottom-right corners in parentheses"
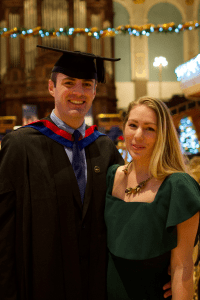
top-left (0, 116), bottom-right (124, 300)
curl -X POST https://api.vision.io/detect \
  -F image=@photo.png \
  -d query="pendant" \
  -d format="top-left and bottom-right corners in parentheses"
top-left (125, 177), bottom-right (152, 195)
top-left (125, 186), bottom-right (140, 195)
top-left (125, 188), bottom-right (134, 195)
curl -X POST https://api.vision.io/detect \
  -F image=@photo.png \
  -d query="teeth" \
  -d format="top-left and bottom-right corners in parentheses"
top-left (70, 100), bottom-right (84, 104)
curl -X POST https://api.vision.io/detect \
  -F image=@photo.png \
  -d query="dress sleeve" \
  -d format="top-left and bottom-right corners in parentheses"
top-left (166, 173), bottom-right (200, 228)
top-left (166, 173), bottom-right (200, 247)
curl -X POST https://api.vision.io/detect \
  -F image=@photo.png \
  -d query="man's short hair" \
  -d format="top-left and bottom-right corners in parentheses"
top-left (50, 72), bottom-right (58, 87)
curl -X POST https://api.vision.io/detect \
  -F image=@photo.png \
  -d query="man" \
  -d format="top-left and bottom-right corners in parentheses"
top-left (0, 46), bottom-right (171, 300)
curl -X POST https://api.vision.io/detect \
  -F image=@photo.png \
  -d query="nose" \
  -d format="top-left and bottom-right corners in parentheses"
top-left (134, 127), bottom-right (144, 140)
top-left (72, 81), bottom-right (85, 96)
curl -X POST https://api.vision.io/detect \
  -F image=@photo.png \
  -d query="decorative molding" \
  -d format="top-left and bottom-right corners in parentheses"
top-left (133, 0), bottom-right (145, 3)
top-left (185, 0), bottom-right (194, 5)
top-left (143, 0), bottom-right (187, 24)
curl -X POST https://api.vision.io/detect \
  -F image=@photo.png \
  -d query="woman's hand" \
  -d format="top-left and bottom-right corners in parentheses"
top-left (163, 265), bottom-right (172, 298)
top-left (163, 281), bottom-right (172, 298)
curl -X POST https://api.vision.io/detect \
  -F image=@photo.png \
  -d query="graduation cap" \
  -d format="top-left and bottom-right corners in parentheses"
top-left (37, 45), bottom-right (121, 83)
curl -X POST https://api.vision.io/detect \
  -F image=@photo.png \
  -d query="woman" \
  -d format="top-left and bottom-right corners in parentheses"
top-left (105, 97), bottom-right (200, 300)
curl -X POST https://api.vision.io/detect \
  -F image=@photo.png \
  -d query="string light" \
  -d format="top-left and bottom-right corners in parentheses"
top-left (1, 20), bottom-right (200, 39)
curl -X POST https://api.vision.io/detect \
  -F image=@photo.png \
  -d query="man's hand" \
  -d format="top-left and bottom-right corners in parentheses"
top-left (163, 265), bottom-right (171, 298)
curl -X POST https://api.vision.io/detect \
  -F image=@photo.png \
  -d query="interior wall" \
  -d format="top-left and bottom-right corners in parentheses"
top-left (148, 3), bottom-right (183, 82)
top-left (113, 2), bottom-right (131, 82)
top-left (113, 1), bottom-right (133, 109)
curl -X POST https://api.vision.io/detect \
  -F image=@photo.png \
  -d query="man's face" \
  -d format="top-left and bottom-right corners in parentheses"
top-left (49, 73), bottom-right (96, 128)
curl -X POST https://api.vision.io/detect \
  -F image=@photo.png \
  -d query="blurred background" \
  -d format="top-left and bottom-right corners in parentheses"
top-left (0, 0), bottom-right (200, 160)
top-left (0, 0), bottom-right (200, 298)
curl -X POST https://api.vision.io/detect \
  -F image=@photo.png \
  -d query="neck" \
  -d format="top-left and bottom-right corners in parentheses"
top-left (54, 110), bottom-right (84, 129)
top-left (129, 159), bottom-right (151, 179)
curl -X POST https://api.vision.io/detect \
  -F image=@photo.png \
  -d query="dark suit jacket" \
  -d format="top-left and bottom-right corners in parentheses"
top-left (0, 116), bottom-right (124, 300)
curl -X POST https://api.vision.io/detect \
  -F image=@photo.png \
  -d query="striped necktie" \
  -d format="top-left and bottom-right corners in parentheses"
top-left (72, 130), bottom-right (86, 202)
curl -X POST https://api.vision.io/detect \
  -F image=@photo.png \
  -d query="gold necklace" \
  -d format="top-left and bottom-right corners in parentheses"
top-left (122, 161), bottom-right (153, 195)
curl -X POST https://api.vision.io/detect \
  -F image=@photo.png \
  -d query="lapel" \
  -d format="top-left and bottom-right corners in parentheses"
top-left (82, 139), bottom-right (104, 220)
top-left (82, 147), bottom-right (93, 220)
top-left (46, 136), bottom-right (82, 297)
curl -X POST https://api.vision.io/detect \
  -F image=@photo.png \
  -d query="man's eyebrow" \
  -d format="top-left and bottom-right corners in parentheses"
top-left (128, 119), bottom-right (157, 125)
top-left (61, 78), bottom-right (94, 83)
top-left (82, 79), bottom-right (94, 83)
top-left (62, 77), bottom-right (76, 82)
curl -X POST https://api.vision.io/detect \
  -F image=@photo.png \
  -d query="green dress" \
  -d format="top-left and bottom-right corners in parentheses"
top-left (105, 164), bottom-right (200, 300)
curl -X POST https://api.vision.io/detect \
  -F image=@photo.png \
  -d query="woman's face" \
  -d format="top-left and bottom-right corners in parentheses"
top-left (124, 104), bottom-right (158, 163)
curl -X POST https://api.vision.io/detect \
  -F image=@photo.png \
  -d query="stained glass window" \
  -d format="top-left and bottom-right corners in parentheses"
top-left (179, 116), bottom-right (200, 154)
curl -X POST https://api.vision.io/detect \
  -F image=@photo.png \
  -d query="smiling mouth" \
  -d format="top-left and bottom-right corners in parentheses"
top-left (132, 145), bottom-right (145, 149)
top-left (69, 100), bottom-right (85, 105)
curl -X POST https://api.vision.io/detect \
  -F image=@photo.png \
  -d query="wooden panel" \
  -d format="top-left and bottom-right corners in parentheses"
top-left (2, 0), bottom-right (23, 8)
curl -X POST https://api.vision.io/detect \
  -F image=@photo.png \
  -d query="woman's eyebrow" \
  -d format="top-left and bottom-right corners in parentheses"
top-left (128, 119), bottom-right (157, 125)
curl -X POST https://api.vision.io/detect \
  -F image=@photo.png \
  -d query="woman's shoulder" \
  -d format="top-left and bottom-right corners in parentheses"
top-left (106, 164), bottom-right (127, 191)
top-left (166, 172), bottom-right (200, 189)
top-left (107, 164), bottom-right (121, 184)
top-left (107, 164), bottom-right (128, 176)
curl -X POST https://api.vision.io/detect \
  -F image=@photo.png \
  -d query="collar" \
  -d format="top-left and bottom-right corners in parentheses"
top-left (20, 117), bottom-right (105, 150)
top-left (50, 110), bottom-right (86, 138)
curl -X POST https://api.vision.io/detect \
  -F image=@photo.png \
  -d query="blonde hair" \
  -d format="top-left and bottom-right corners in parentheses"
top-left (123, 96), bottom-right (188, 179)
top-left (188, 156), bottom-right (200, 183)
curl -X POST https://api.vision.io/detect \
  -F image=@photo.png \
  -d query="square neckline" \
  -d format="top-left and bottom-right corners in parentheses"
top-left (110, 165), bottom-right (170, 205)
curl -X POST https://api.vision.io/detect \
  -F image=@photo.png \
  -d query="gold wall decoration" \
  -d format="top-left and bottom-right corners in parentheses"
top-left (133, 0), bottom-right (145, 3)
top-left (186, 0), bottom-right (194, 5)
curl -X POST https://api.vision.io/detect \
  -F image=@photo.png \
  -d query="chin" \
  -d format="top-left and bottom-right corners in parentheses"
top-left (129, 153), bottom-right (142, 160)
